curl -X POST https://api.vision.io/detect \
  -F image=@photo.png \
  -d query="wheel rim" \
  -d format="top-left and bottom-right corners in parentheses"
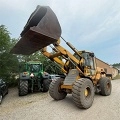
top-left (84, 87), bottom-right (91, 98)
top-left (58, 81), bottom-right (63, 93)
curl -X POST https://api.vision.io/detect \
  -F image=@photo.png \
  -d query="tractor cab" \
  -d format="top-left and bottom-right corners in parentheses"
top-left (19, 61), bottom-right (43, 78)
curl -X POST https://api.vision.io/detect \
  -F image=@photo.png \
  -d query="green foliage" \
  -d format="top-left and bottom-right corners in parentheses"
top-left (112, 63), bottom-right (120, 67)
top-left (44, 60), bottom-right (63, 74)
top-left (113, 75), bottom-right (120, 80)
top-left (0, 25), bottom-right (19, 86)
top-left (0, 25), bottom-right (10, 52)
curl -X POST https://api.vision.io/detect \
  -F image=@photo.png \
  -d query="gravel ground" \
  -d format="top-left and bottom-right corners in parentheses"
top-left (0, 79), bottom-right (120, 120)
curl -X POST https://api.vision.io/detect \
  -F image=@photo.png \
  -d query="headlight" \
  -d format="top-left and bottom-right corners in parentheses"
top-left (30, 73), bottom-right (34, 77)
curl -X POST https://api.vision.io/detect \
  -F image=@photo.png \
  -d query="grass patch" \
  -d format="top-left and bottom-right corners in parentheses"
top-left (113, 74), bottom-right (120, 80)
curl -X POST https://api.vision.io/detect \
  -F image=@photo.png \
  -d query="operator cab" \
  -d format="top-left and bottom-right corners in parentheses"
top-left (81, 51), bottom-right (95, 70)
top-left (73, 50), bottom-right (95, 69)
top-left (74, 50), bottom-right (96, 76)
top-left (19, 62), bottom-right (43, 73)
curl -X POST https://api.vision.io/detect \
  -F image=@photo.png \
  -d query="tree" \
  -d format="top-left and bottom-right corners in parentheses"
top-left (44, 59), bottom-right (63, 74)
top-left (0, 25), bottom-right (19, 86)
top-left (113, 63), bottom-right (120, 67)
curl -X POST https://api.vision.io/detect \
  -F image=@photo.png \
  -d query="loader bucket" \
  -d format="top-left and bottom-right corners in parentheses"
top-left (10, 5), bottom-right (61, 55)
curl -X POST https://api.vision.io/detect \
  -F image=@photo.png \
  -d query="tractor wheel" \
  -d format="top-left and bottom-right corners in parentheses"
top-left (42, 79), bottom-right (51, 92)
top-left (49, 78), bottom-right (67, 100)
top-left (99, 77), bottom-right (112, 96)
top-left (72, 78), bottom-right (94, 109)
top-left (0, 94), bottom-right (3, 104)
top-left (19, 80), bottom-right (28, 96)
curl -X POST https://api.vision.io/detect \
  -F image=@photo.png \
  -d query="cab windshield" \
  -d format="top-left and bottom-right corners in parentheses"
top-left (29, 64), bottom-right (41, 72)
top-left (81, 52), bottom-right (95, 69)
top-left (19, 63), bottom-right (42, 72)
top-left (74, 52), bottom-right (95, 70)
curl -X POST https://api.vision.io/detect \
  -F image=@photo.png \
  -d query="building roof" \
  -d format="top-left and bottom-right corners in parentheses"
top-left (96, 57), bottom-right (110, 66)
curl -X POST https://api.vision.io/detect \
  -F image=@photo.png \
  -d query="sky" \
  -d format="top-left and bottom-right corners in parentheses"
top-left (0, 0), bottom-right (120, 65)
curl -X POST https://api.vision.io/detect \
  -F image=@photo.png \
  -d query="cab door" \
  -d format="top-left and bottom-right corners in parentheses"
top-left (82, 52), bottom-right (96, 76)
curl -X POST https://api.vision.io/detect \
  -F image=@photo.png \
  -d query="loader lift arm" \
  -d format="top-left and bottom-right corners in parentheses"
top-left (41, 38), bottom-right (84, 76)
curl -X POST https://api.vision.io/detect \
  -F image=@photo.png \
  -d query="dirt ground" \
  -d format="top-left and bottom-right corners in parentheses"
top-left (0, 79), bottom-right (120, 120)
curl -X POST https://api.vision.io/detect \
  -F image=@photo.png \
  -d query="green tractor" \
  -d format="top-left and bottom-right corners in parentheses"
top-left (18, 61), bottom-right (50, 96)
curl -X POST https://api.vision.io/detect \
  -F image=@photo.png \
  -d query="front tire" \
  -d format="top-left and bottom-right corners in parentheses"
top-left (99, 77), bottom-right (112, 96)
top-left (72, 78), bottom-right (94, 109)
top-left (49, 78), bottom-right (67, 100)
top-left (19, 80), bottom-right (28, 96)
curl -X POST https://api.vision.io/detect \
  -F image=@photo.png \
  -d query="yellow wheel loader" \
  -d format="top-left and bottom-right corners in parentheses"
top-left (11, 5), bottom-right (112, 109)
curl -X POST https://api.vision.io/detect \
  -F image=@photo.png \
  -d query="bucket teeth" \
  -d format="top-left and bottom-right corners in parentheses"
top-left (10, 5), bottom-right (61, 55)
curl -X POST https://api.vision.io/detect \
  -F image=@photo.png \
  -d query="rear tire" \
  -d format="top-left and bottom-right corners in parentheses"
top-left (72, 78), bottom-right (94, 109)
top-left (99, 77), bottom-right (112, 96)
top-left (49, 78), bottom-right (67, 100)
top-left (42, 79), bottom-right (51, 92)
top-left (19, 80), bottom-right (28, 96)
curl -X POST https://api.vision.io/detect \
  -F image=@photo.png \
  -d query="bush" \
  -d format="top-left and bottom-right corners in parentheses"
top-left (113, 75), bottom-right (120, 80)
